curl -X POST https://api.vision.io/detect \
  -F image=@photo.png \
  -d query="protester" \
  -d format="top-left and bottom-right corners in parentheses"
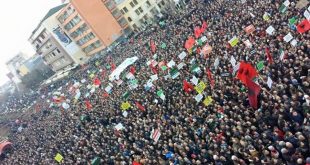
top-left (1, 0), bottom-right (309, 164)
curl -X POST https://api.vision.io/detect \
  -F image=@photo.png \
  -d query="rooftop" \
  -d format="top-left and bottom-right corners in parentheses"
top-left (30, 3), bottom-right (68, 39)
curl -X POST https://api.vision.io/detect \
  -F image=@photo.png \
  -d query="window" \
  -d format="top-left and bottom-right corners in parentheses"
top-left (146, 1), bottom-right (151, 7)
top-left (105, 0), bottom-right (116, 10)
top-left (93, 40), bottom-right (102, 48)
top-left (37, 38), bottom-right (42, 44)
top-left (138, 7), bottom-right (143, 13)
top-left (112, 9), bottom-right (122, 19)
top-left (135, 7), bottom-right (143, 15)
top-left (83, 40), bottom-right (102, 53)
top-left (130, 2), bottom-right (135, 8)
top-left (150, 7), bottom-right (159, 15)
top-left (123, 7), bottom-right (128, 13)
top-left (52, 52), bottom-right (56, 57)
top-left (133, 0), bottom-right (138, 5)
top-left (64, 15), bottom-right (81, 31)
top-left (127, 17), bottom-right (132, 22)
top-left (143, 14), bottom-right (148, 21)
top-left (76, 32), bottom-right (95, 46)
top-left (56, 49), bottom-right (61, 54)
top-left (118, 17), bottom-right (128, 27)
top-left (132, 24), bottom-right (138, 30)
top-left (140, 18), bottom-right (145, 24)
top-left (70, 23), bottom-right (89, 39)
top-left (41, 34), bottom-right (45, 40)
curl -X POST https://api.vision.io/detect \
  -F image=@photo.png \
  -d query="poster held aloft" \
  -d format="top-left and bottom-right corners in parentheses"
top-left (266, 26), bottom-right (275, 35)
top-left (283, 33), bottom-right (293, 42)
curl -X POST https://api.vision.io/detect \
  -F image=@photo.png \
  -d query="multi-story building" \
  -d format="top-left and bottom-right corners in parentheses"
top-left (29, 4), bottom-right (88, 72)
top-left (57, 0), bottom-right (132, 57)
top-left (18, 55), bottom-right (55, 88)
top-left (116, 0), bottom-right (170, 31)
top-left (6, 53), bottom-right (28, 84)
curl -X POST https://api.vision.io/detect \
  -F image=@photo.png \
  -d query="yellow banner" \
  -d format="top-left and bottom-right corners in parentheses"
top-left (54, 153), bottom-right (63, 163)
top-left (121, 102), bottom-right (131, 110)
top-left (195, 81), bottom-right (206, 94)
top-left (203, 96), bottom-right (213, 106)
top-left (229, 37), bottom-right (239, 47)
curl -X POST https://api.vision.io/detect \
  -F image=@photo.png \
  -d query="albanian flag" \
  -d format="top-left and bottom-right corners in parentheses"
top-left (206, 69), bottom-right (215, 87)
top-left (150, 39), bottom-right (156, 53)
top-left (265, 47), bottom-right (273, 64)
top-left (183, 80), bottom-right (194, 93)
top-left (297, 19), bottom-right (310, 34)
top-left (135, 101), bottom-right (145, 111)
top-left (236, 62), bottom-right (258, 86)
top-left (184, 36), bottom-right (195, 50)
top-left (130, 66), bottom-right (136, 74)
top-left (200, 21), bottom-right (208, 33)
top-left (93, 77), bottom-right (101, 86)
top-left (194, 26), bottom-right (203, 38)
top-left (111, 63), bottom-right (116, 71)
top-left (85, 100), bottom-right (92, 110)
top-left (246, 78), bottom-right (261, 109)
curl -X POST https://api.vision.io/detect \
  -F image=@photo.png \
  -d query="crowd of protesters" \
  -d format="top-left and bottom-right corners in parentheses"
top-left (1, 0), bottom-right (310, 164)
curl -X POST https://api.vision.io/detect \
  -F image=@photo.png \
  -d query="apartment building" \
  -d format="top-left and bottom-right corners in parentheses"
top-left (117, 0), bottom-right (170, 31)
top-left (57, 0), bottom-right (131, 57)
top-left (29, 4), bottom-right (88, 72)
top-left (6, 53), bottom-right (28, 84)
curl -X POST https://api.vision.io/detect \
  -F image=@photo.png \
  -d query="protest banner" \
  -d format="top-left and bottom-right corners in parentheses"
top-left (203, 96), bottom-right (213, 106)
top-left (201, 44), bottom-right (212, 55)
top-left (228, 36), bottom-right (239, 47)
top-left (55, 153), bottom-right (63, 163)
top-left (245, 25), bottom-right (255, 34)
top-left (157, 90), bottom-right (165, 100)
top-left (195, 94), bottom-right (203, 102)
top-left (121, 102), bottom-right (131, 110)
top-left (150, 129), bottom-right (161, 143)
top-left (195, 81), bottom-right (206, 94)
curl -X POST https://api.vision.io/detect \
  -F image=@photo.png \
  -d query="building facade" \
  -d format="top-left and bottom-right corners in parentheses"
top-left (116, 0), bottom-right (170, 31)
top-left (56, 0), bottom-right (131, 57)
top-left (6, 53), bottom-right (28, 84)
top-left (29, 4), bottom-right (88, 72)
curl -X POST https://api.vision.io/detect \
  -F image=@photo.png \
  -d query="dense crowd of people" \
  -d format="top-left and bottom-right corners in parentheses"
top-left (1, 0), bottom-right (310, 164)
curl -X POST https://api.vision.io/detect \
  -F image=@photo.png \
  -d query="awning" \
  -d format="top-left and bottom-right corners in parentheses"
top-left (0, 141), bottom-right (12, 155)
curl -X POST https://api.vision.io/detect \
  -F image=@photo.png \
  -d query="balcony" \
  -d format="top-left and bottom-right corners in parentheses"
top-left (34, 34), bottom-right (51, 51)
top-left (40, 44), bottom-right (57, 58)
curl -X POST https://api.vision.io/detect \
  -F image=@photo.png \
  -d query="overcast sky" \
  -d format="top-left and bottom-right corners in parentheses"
top-left (0, 0), bottom-right (62, 86)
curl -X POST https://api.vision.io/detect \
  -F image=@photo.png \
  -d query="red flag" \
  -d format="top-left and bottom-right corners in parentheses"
top-left (265, 47), bottom-right (273, 64)
top-left (236, 62), bottom-right (258, 86)
top-left (132, 161), bottom-right (142, 165)
top-left (200, 21), bottom-right (208, 33)
top-left (297, 19), bottom-right (310, 34)
top-left (130, 66), bottom-right (136, 74)
top-left (135, 101), bottom-right (145, 111)
top-left (85, 100), bottom-right (92, 110)
top-left (183, 80), bottom-right (194, 93)
top-left (35, 104), bottom-right (41, 113)
top-left (246, 78), bottom-right (261, 109)
top-left (103, 92), bottom-right (109, 97)
top-left (150, 39), bottom-right (156, 53)
top-left (184, 36), bottom-right (195, 50)
top-left (206, 69), bottom-right (215, 87)
top-left (194, 26), bottom-right (202, 38)
top-left (150, 64), bottom-right (158, 74)
top-left (93, 77), bottom-right (101, 86)
top-left (111, 63), bottom-right (116, 71)
top-left (101, 69), bottom-right (106, 78)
